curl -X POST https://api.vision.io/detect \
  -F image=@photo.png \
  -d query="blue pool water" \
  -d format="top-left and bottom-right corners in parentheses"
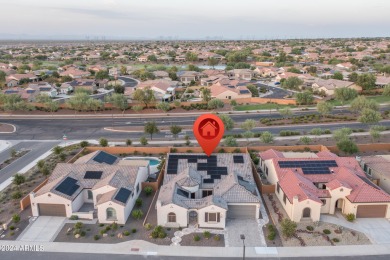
top-left (124, 157), bottom-right (161, 166)
top-left (148, 159), bottom-right (160, 166)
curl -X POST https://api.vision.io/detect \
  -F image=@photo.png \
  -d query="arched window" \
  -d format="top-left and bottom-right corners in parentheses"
top-left (106, 207), bottom-right (117, 220)
top-left (87, 190), bottom-right (93, 200)
top-left (168, 212), bottom-right (176, 222)
top-left (303, 207), bottom-right (311, 218)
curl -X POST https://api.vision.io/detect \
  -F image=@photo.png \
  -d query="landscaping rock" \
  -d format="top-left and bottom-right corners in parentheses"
top-left (74, 234), bottom-right (80, 239)
top-left (117, 233), bottom-right (123, 239)
top-left (102, 233), bottom-right (108, 238)
top-left (67, 228), bottom-right (72, 233)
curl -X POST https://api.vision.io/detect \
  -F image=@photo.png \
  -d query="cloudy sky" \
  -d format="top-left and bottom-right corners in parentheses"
top-left (1, 0), bottom-right (389, 39)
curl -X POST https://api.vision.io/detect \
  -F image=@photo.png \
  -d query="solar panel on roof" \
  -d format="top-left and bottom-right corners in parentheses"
top-left (115, 188), bottom-right (132, 203)
top-left (278, 160), bottom-right (337, 175)
top-left (55, 177), bottom-right (79, 196)
top-left (203, 179), bottom-right (214, 184)
top-left (357, 175), bottom-right (380, 190)
top-left (84, 171), bottom-right (103, 179)
top-left (177, 188), bottom-right (190, 197)
top-left (93, 151), bottom-right (117, 165)
top-left (233, 155), bottom-right (244, 163)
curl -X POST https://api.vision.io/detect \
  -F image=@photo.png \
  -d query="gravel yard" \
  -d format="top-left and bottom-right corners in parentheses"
top-left (179, 233), bottom-right (224, 247)
top-left (263, 194), bottom-right (371, 247)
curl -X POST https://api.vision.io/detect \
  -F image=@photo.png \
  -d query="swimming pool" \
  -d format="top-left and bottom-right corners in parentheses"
top-left (122, 157), bottom-right (161, 171)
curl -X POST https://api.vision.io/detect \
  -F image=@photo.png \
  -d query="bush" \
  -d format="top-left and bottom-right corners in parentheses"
top-left (135, 198), bottom-right (143, 207)
top-left (144, 223), bottom-right (153, 231)
top-left (281, 218), bottom-right (297, 238)
top-left (193, 234), bottom-right (201, 241)
top-left (306, 226), bottom-right (314, 231)
top-left (111, 222), bottom-right (118, 231)
top-left (332, 238), bottom-right (340, 243)
top-left (123, 231), bottom-right (130, 236)
top-left (144, 186), bottom-right (153, 196)
top-left (203, 231), bottom-right (211, 239)
top-left (12, 214), bottom-right (20, 223)
top-left (267, 224), bottom-right (276, 240)
top-left (73, 229), bottom-right (81, 236)
top-left (70, 215), bottom-right (79, 220)
top-left (9, 225), bottom-right (15, 230)
top-left (132, 209), bottom-right (144, 220)
top-left (346, 213), bottom-right (355, 222)
top-left (99, 223), bottom-right (104, 227)
top-left (80, 141), bottom-right (89, 148)
top-left (214, 234), bottom-right (221, 241)
top-left (10, 232), bottom-right (15, 236)
top-left (11, 191), bottom-right (23, 200)
top-left (99, 229), bottom-right (106, 235)
top-left (94, 235), bottom-right (100, 240)
top-left (158, 231), bottom-right (166, 238)
top-left (323, 229), bottom-right (331, 235)
top-left (132, 228), bottom-right (137, 233)
top-left (99, 138), bottom-right (108, 147)
top-left (80, 231), bottom-right (86, 237)
top-left (74, 222), bottom-right (83, 229)
top-left (151, 225), bottom-right (165, 239)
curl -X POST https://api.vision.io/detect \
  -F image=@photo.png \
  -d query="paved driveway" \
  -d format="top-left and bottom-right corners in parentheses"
top-left (17, 216), bottom-right (66, 242)
top-left (225, 218), bottom-right (266, 247)
top-left (321, 214), bottom-right (390, 244)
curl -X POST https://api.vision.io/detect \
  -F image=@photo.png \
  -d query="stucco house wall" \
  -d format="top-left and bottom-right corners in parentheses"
top-left (198, 205), bottom-right (226, 229)
top-left (30, 192), bottom-right (73, 217)
top-left (97, 201), bottom-right (126, 224)
top-left (157, 202), bottom-right (188, 228)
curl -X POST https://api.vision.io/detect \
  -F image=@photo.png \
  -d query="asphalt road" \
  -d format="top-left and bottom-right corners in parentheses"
top-left (0, 141), bottom-right (60, 184)
top-left (257, 83), bottom-right (292, 99)
top-left (118, 76), bottom-right (138, 87)
top-left (0, 117), bottom-right (389, 141)
top-left (1, 252), bottom-right (389, 260)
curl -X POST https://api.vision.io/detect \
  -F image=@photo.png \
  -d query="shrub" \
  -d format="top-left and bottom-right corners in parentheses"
top-left (281, 218), bottom-right (297, 238)
top-left (151, 225), bottom-right (165, 239)
top-left (11, 191), bottom-right (23, 200)
top-left (214, 234), bottom-right (221, 241)
top-left (123, 231), bottom-right (130, 236)
top-left (267, 224), bottom-right (276, 240)
top-left (111, 222), bottom-right (118, 231)
top-left (10, 232), bottom-right (15, 236)
top-left (94, 235), bottom-right (100, 240)
top-left (332, 238), bottom-right (340, 243)
top-left (99, 223), bottom-right (104, 227)
top-left (105, 226), bottom-right (111, 231)
top-left (323, 229), bottom-right (331, 234)
top-left (73, 229), bottom-right (81, 235)
top-left (70, 215), bottom-right (79, 220)
top-left (203, 231), bottom-right (211, 239)
top-left (132, 209), bottom-right (144, 220)
top-left (80, 141), bottom-right (89, 148)
top-left (193, 234), bottom-right (201, 241)
top-left (99, 138), bottom-right (108, 147)
top-left (80, 231), bottom-right (86, 237)
top-left (144, 186), bottom-right (153, 196)
top-left (9, 225), bottom-right (15, 230)
top-left (306, 226), bottom-right (314, 231)
top-left (74, 222), bottom-right (83, 229)
top-left (12, 214), bottom-right (20, 223)
top-left (144, 223), bottom-right (153, 230)
top-left (132, 228), bottom-right (137, 233)
top-left (135, 198), bottom-right (143, 207)
top-left (346, 213), bottom-right (355, 222)
top-left (99, 229), bottom-right (106, 235)
top-left (158, 231), bottom-right (166, 238)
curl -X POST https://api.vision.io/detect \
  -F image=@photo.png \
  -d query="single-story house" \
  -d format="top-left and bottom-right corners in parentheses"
top-left (177, 71), bottom-right (202, 85)
top-left (359, 155), bottom-right (390, 195)
top-left (259, 149), bottom-right (390, 222)
top-left (157, 153), bottom-right (261, 229)
top-left (311, 78), bottom-right (361, 96)
top-left (228, 69), bottom-right (254, 81)
top-left (60, 69), bottom-right (91, 79)
top-left (208, 82), bottom-right (252, 100)
top-left (30, 151), bottom-right (149, 224)
top-left (375, 76), bottom-right (390, 88)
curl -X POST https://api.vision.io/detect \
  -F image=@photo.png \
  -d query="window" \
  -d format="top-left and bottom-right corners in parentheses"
top-left (204, 212), bottom-right (220, 223)
top-left (277, 183), bottom-right (280, 193)
top-left (283, 194), bottom-right (287, 204)
top-left (87, 190), bottom-right (93, 200)
top-left (191, 193), bottom-right (195, 199)
top-left (202, 190), bottom-right (213, 198)
top-left (368, 168), bottom-right (372, 176)
top-left (167, 212), bottom-right (176, 222)
top-left (265, 167), bottom-right (268, 176)
top-left (136, 183), bottom-right (140, 193)
top-left (321, 199), bottom-right (326, 206)
top-left (106, 207), bottom-right (117, 220)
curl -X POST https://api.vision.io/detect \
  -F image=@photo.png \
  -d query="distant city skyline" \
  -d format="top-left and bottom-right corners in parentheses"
top-left (1, 0), bottom-right (390, 40)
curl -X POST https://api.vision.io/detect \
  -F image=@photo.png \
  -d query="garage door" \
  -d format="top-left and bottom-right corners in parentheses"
top-left (227, 205), bottom-right (256, 219)
top-left (356, 205), bottom-right (387, 218)
top-left (38, 204), bottom-right (66, 217)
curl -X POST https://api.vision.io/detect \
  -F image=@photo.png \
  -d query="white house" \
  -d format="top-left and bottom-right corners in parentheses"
top-left (157, 153), bottom-right (261, 229)
top-left (30, 151), bottom-right (149, 224)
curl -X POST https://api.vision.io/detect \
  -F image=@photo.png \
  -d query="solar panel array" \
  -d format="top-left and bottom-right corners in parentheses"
top-left (114, 188), bottom-right (132, 203)
top-left (55, 177), bottom-right (80, 196)
top-left (357, 175), bottom-right (380, 190)
top-left (84, 171), bottom-right (103, 179)
top-left (233, 155), bottom-right (244, 163)
top-left (278, 160), bottom-right (338, 175)
top-left (177, 188), bottom-right (190, 197)
top-left (167, 154), bottom-right (229, 184)
top-left (93, 151), bottom-right (117, 165)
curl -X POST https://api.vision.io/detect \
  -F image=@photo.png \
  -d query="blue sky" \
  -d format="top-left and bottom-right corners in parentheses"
top-left (1, 0), bottom-right (389, 39)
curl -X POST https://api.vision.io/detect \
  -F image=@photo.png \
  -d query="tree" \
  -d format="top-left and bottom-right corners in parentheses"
top-left (132, 87), bottom-right (155, 108)
top-left (332, 72), bottom-right (343, 80)
top-left (147, 55), bottom-right (157, 62)
top-left (208, 99), bottom-right (224, 110)
top-left (132, 105), bottom-right (143, 112)
top-left (295, 91), bottom-right (314, 105)
top-left (80, 141), bottom-right (89, 148)
top-left (156, 102), bottom-right (171, 112)
top-left (185, 52), bottom-right (198, 62)
top-left (348, 72), bottom-right (358, 82)
top-left (95, 70), bottom-right (110, 80)
top-left (218, 114), bottom-right (234, 131)
top-left (46, 100), bottom-right (59, 114)
top-left (383, 85), bottom-right (390, 96)
top-left (67, 92), bottom-right (90, 112)
top-left (99, 138), bottom-right (108, 147)
top-left (316, 101), bottom-right (333, 117)
top-left (41, 166), bottom-right (50, 177)
top-left (140, 136), bottom-right (148, 145)
top-left (357, 73), bottom-right (376, 90)
top-left (334, 88), bottom-right (358, 105)
top-left (170, 125), bottom-right (182, 139)
top-left (358, 108), bottom-right (382, 125)
top-left (144, 121), bottom-right (159, 140)
top-left (337, 138), bottom-right (359, 154)
top-left (246, 84), bottom-right (259, 97)
top-left (201, 88), bottom-right (211, 102)
top-left (333, 128), bottom-right (352, 142)
top-left (299, 136), bottom-right (312, 145)
top-left (13, 174), bottom-right (25, 187)
top-left (349, 96), bottom-right (379, 114)
top-left (114, 85), bottom-right (125, 94)
top-left (52, 146), bottom-right (63, 155)
top-left (310, 128), bottom-right (323, 136)
top-left (282, 77), bottom-right (303, 90)
top-left (281, 218), bottom-right (297, 238)
top-left (278, 107), bottom-right (292, 119)
top-left (207, 57), bottom-right (218, 68)
top-left (120, 66), bottom-right (127, 75)
top-left (126, 139), bottom-right (132, 146)
top-left (242, 131), bottom-right (254, 144)
top-left (37, 160), bottom-right (45, 169)
top-left (10, 148), bottom-right (17, 158)
top-left (224, 136), bottom-right (238, 146)
top-left (241, 119), bottom-right (256, 132)
top-left (106, 93), bottom-right (128, 113)
top-left (370, 129), bottom-right (381, 142)
top-left (260, 131), bottom-right (274, 143)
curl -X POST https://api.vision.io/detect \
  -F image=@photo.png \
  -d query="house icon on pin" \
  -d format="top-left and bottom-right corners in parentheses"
top-left (200, 120), bottom-right (218, 138)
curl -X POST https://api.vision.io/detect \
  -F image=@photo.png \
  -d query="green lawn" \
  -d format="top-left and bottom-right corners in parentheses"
top-left (234, 103), bottom-right (296, 111)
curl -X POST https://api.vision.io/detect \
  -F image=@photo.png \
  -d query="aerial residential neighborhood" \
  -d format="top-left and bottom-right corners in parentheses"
top-left (1, 1), bottom-right (390, 260)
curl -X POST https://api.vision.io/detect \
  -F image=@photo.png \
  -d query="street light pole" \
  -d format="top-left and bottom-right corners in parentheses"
top-left (240, 234), bottom-right (246, 260)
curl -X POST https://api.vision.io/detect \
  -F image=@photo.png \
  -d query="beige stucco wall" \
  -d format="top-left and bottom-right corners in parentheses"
top-left (215, 90), bottom-right (251, 100)
top-left (97, 201), bottom-right (126, 224)
top-left (326, 187), bottom-right (352, 214)
top-left (30, 192), bottom-right (73, 217)
top-left (369, 168), bottom-right (390, 195)
top-left (343, 200), bottom-right (390, 218)
top-left (198, 205), bottom-right (227, 229)
top-left (157, 202), bottom-right (188, 227)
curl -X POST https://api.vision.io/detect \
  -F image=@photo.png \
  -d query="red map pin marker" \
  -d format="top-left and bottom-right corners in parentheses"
top-left (193, 114), bottom-right (225, 157)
